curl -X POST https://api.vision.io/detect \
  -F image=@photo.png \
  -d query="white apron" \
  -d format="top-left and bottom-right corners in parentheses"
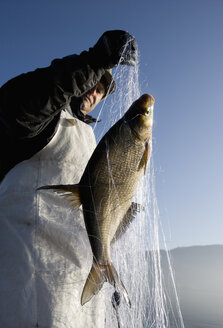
top-left (0, 109), bottom-right (105, 328)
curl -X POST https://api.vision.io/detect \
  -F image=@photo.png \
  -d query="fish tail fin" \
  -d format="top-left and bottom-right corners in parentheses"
top-left (81, 261), bottom-right (131, 307)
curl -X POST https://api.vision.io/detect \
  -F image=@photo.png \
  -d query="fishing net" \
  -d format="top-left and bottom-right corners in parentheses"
top-left (92, 45), bottom-right (185, 328)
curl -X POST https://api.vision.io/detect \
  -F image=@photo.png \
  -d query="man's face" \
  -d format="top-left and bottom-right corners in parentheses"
top-left (81, 82), bottom-right (106, 115)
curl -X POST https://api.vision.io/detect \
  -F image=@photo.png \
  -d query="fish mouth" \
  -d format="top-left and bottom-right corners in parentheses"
top-left (142, 94), bottom-right (155, 104)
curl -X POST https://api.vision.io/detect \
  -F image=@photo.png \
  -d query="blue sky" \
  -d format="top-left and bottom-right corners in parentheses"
top-left (1, 0), bottom-right (223, 249)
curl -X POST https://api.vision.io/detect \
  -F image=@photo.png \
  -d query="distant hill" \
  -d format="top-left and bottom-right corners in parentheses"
top-left (160, 245), bottom-right (223, 328)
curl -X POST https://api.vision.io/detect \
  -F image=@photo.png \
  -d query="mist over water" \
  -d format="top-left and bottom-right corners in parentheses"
top-left (93, 56), bottom-right (185, 327)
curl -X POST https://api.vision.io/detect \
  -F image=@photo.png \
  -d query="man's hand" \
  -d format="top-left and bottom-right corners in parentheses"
top-left (90, 30), bottom-right (137, 69)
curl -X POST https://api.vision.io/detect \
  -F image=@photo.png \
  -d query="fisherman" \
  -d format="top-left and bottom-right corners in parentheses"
top-left (0, 30), bottom-right (136, 328)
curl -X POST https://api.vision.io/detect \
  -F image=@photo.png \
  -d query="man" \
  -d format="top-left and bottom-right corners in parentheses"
top-left (0, 30), bottom-right (136, 327)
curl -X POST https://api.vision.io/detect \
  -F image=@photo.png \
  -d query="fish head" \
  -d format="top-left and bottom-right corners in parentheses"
top-left (124, 94), bottom-right (155, 141)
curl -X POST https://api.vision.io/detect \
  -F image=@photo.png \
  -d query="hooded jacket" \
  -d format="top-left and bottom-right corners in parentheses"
top-left (0, 52), bottom-right (115, 181)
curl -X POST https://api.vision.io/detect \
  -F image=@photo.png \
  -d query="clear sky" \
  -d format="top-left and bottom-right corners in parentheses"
top-left (1, 0), bottom-right (222, 249)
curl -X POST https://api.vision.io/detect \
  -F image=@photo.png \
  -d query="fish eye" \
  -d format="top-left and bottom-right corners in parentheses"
top-left (145, 104), bottom-right (153, 115)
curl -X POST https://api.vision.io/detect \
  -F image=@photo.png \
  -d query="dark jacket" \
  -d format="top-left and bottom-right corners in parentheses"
top-left (0, 52), bottom-right (107, 181)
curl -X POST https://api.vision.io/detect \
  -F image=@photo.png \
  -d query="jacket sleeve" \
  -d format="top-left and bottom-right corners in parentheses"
top-left (0, 52), bottom-right (106, 139)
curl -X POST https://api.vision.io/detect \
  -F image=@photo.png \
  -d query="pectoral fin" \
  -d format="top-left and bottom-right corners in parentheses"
top-left (37, 184), bottom-right (82, 208)
top-left (111, 202), bottom-right (142, 244)
top-left (138, 142), bottom-right (149, 175)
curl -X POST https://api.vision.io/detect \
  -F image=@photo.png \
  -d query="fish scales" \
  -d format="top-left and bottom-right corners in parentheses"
top-left (81, 126), bottom-right (146, 254)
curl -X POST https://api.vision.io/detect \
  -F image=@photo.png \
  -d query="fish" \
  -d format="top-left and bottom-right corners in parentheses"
top-left (38, 93), bottom-right (155, 307)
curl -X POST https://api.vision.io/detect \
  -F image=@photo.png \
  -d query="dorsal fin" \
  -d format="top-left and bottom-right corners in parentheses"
top-left (37, 184), bottom-right (82, 208)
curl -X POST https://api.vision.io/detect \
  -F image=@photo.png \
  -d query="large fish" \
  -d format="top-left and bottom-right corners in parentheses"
top-left (38, 93), bottom-right (154, 307)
